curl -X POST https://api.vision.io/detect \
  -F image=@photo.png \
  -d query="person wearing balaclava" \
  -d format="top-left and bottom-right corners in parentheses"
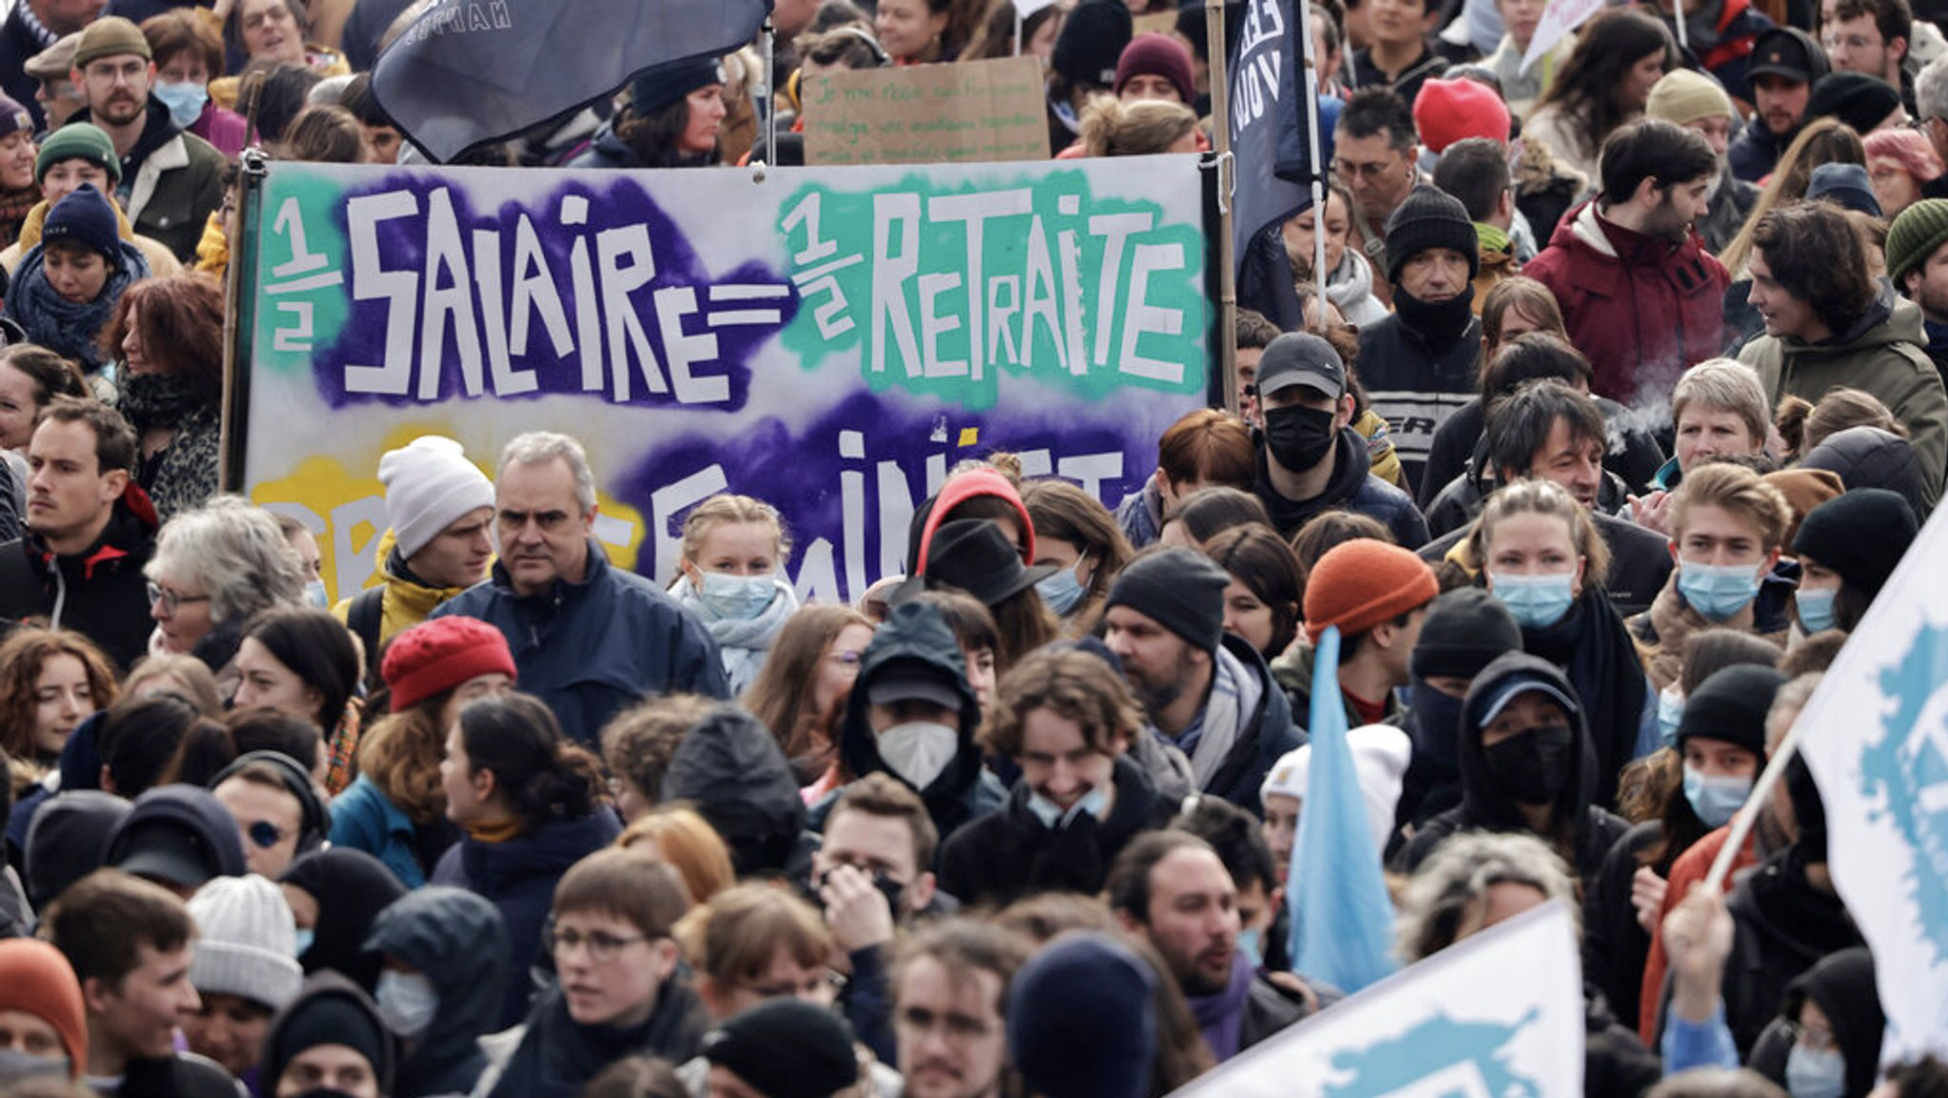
top-left (1395, 588), bottom-right (1525, 840)
top-left (1583, 663), bottom-right (1782, 1031)
top-left (1392, 651), bottom-right (1630, 891)
top-left (1356, 185), bottom-right (1485, 495)
top-left (1249, 331), bottom-right (1428, 547)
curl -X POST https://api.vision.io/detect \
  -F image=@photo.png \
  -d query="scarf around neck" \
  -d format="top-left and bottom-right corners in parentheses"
top-left (5, 241), bottom-right (148, 371)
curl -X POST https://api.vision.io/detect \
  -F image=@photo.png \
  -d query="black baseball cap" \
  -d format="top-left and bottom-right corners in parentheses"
top-left (1255, 331), bottom-right (1347, 400)
top-left (1748, 27), bottom-right (1829, 85)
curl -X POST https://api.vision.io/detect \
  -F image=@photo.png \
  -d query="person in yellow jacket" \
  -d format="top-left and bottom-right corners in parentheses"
top-left (0, 123), bottom-right (180, 278)
top-left (333, 436), bottom-right (496, 675)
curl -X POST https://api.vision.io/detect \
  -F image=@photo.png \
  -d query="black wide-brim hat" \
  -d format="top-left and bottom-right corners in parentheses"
top-left (893, 518), bottom-right (1056, 609)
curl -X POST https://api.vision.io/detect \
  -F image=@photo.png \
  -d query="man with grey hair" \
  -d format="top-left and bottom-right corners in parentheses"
top-left (0, 396), bottom-right (155, 671)
top-left (430, 430), bottom-right (728, 746)
top-left (1918, 56), bottom-right (1948, 197)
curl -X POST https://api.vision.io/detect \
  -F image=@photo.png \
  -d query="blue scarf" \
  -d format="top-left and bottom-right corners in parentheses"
top-left (4, 241), bottom-right (148, 373)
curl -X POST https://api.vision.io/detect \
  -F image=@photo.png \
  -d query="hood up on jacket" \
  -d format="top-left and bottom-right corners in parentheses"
top-left (838, 601), bottom-right (987, 828)
top-left (280, 848), bottom-right (409, 993)
top-left (660, 703), bottom-right (806, 877)
top-left (364, 886), bottom-right (509, 1098)
top-left (1454, 652), bottom-right (1601, 851)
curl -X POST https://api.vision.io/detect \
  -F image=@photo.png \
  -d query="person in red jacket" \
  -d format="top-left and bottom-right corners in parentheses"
top-left (1524, 119), bottom-right (1730, 411)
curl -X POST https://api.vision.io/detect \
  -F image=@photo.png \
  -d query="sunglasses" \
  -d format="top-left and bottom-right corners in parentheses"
top-left (246, 820), bottom-right (290, 849)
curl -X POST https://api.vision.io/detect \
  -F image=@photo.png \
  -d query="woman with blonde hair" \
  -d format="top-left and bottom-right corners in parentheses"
top-left (670, 494), bottom-right (798, 696)
top-left (618, 805), bottom-right (738, 906)
top-left (1719, 118), bottom-right (1866, 279)
top-left (1079, 96), bottom-right (1199, 158)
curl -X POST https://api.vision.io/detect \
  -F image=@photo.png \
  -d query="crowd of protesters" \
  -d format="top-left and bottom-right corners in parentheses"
top-left (0, 0), bottom-right (1944, 1096)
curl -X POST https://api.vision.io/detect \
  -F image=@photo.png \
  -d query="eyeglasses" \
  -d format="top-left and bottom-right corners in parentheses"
top-left (547, 926), bottom-right (649, 963)
top-left (825, 651), bottom-right (863, 674)
top-left (246, 820), bottom-right (290, 849)
top-left (147, 582), bottom-right (211, 616)
top-left (1821, 32), bottom-right (1879, 51)
top-left (743, 970), bottom-right (848, 1000)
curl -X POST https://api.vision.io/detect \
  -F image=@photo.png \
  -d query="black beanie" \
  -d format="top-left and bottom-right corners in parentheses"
top-left (1792, 488), bottom-right (1919, 602)
top-left (1105, 548), bottom-right (1230, 654)
top-left (1806, 71), bottom-right (1904, 137)
top-left (1675, 664), bottom-right (1786, 757)
top-left (629, 56), bottom-right (726, 117)
top-left (1411, 589), bottom-right (1524, 681)
top-left (703, 999), bottom-right (860, 1098)
top-left (1053, 0), bottom-right (1133, 87)
top-left (1385, 185), bottom-right (1480, 284)
top-left (266, 983), bottom-right (389, 1093)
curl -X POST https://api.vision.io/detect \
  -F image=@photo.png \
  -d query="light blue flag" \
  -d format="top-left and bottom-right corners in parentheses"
top-left (1288, 625), bottom-right (1399, 993)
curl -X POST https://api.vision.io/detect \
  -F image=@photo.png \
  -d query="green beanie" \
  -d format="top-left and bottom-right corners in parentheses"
top-left (1887, 198), bottom-right (1948, 286)
top-left (35, 124), bottom-right (121, 186)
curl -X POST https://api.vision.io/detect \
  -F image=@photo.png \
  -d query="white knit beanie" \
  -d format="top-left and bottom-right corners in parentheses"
top-left (1258, 725), bottom-right (1413, 856)
top-left (186, 875), bottom-right (304, 1010)
top-left (379, 436), bottom-right (495, 560)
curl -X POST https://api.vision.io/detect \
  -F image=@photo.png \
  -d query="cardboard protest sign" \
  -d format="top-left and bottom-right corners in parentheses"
top-left (235, 158), bottom-right (1210, 604)
top-left (802, 55), bottom-right (1051, 166)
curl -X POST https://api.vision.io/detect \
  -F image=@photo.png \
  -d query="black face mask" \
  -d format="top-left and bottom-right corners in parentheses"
top-left (1392, 284), bottom-right (1476, 351)
top-left (1482, 723), bottom-right (1574, 806)
top-left (1409, 680), bottom-right (1465, 774)
top-left (1264, 403), bottom-right (1338, 471)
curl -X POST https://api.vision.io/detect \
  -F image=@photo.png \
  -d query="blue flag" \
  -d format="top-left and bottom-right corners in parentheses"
top-left (1288, 626), bottom-right (1399, 993)
top-left (372, 0), bottom-right (773, 162)
top-left (1227, 0), bottom-right (1315, 324)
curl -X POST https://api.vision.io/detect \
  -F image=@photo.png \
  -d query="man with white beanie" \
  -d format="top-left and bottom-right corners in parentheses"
top-left (333, 435), bottom-right (496, 670)
top-left (1258, 725), bottom-right (1412, 889)
top-left (181, 875), bottom-right (305, 1087)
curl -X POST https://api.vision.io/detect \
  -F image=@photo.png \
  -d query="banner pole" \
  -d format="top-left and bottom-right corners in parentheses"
top-left (1673, 0), bottom-right (1689, 50)
top-left (1015, 7), bottom-right (1023, 56)
top-left (763, 18), bottom-right (777, 168)
top-left (1297, 0), bottom-right (1327, 332)
top-left (1207, 0), bottom-right (1238, 417)
top-left (219, 145), bottom-right (268, 493)
top-left (1702, 723), bottom-right (1801, 892)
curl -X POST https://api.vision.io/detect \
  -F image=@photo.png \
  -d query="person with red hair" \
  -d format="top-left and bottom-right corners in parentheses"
top-left (101, 272), bottom-right (224, 521)
top-left (1866, 126), bottom-right (1946, 218)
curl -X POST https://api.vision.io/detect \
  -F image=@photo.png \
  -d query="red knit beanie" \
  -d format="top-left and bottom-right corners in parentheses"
top-left (1412, 76), bottom-right (1512, 154)
top-left (382, 616), bottom-right (518, 713)
top-left (1303, 540), bottom-right (1438, 642)
top-left (0, 940), bottom-right (87, 1079)
top-left (1114, 33), bottom-right (1196, 105)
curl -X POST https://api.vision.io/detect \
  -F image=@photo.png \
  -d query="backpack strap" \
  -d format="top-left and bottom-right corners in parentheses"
top-left (347, 585), bottom-right (386, 675)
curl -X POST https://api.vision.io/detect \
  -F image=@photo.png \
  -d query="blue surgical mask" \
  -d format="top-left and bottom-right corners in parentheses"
top-left (696, 571), bottom-right (779, 620)
top-left (1682, 763), bottom-right (1752, 828)
top-left (293, 928), bottom-right (315, 957)
top-left (1026, 783), bottom-right (1110, 829)
top-left (154, 80), bottom-right (208, 130)
top-left (1487, 571), bottom-right (1575, 629)
top-left (375, 970), bottom-right (439, 1039)
top-left (1678, 559), bottom-right (1763, 622)
top-left (1785, 1043), bottom-right (1846, 1098)
top-left (1657, 686), bottom-right (1685, 748)
top-left (304, 578), bottom-right (329, 608)
top-left (1237, 926), bottom-right (1264, 970)
top-left (1797, 586), bottom-right (1838, 634)
top-left (1035, 554), bottom-right (1089, 616)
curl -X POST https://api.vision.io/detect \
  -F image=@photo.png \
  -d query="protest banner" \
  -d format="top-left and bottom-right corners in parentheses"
top-left (232, 157), bottom-right (1212, 606)
top-left (1172, 901), bottom-right (1585, 1097)
top-left (1796, 503), bottom-right (1948, 1065)
top-left (802, 56), bottom-right (1051, 166)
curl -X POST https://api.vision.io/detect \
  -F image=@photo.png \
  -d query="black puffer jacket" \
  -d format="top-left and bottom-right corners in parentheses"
top-left (364, 886), bottom-right (511, 1098)
top-left (938, 754), bottom-right (1172, 908)
top-left (1393, 652), bottom-right (1630, 887)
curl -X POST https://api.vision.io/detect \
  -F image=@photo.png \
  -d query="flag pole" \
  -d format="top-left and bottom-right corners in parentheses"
top-left (1673, 0), bottom-right (1689, 50)
top-left (763, 17), bottom-right (777, 168)
top-left (1702, 723), bottom-right (1802, 892)
top-left (1014, 6), bottom-right (1023, 56)
top-left (1296, 0), bottom-right (1327, 332)
top-left (1206, 0), bottom-right (1238, 416)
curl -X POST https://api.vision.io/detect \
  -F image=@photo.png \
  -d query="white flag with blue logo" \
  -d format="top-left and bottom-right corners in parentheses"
top-left (1796, 504), bottom-right (1948, 1066)
top-left (1169, 901), bottom-right (1584, 1097)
